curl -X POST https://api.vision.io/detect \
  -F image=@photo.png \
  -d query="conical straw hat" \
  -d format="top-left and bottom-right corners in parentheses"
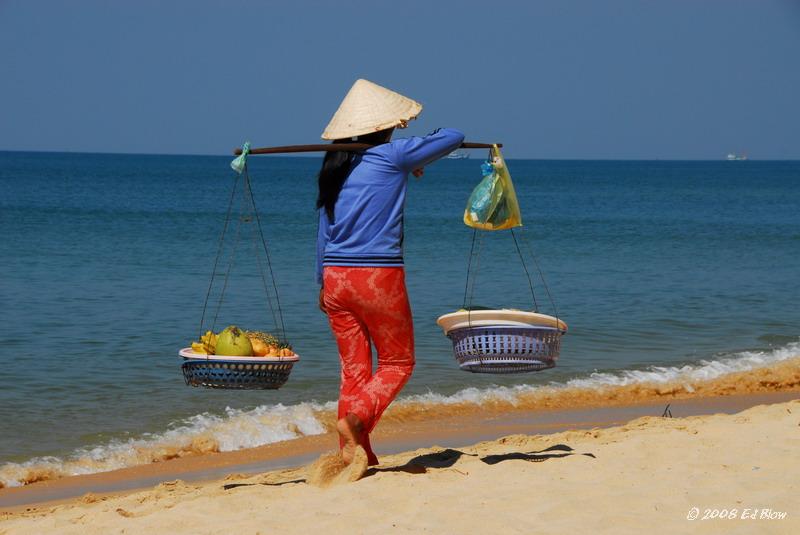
top-left (322, 79), bottom-right (423, 140)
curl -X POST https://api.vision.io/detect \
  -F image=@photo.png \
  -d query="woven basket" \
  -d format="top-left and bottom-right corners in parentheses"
top-left (447, 325), bottom-right (563, 374)
top-left (179, 349), bottom-right (298, 390)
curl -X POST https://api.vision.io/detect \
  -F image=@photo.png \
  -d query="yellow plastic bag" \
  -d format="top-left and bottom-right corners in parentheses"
top-left (463, 145), bottom-right (522, 230)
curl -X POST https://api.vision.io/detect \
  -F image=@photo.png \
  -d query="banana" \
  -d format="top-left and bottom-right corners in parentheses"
top-left (190, 331), bottom-right (218, 355)
top-left (199, 331), bottom-right (217, 354)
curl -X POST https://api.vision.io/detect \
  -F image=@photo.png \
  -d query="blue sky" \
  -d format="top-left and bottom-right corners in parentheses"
top-left (1, 0), bottom-right (799, 159)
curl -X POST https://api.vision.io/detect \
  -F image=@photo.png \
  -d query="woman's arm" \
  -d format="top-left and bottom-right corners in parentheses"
top-left (392, 128), bottom-right (466, 173)
top-left (316, 210), bottom-right (331, 286)
top-left (316, 210), bottom-right (331, 312)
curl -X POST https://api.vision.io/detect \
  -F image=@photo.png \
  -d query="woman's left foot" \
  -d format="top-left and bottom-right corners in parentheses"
top-left (336, 413), bottom-right (363, 464)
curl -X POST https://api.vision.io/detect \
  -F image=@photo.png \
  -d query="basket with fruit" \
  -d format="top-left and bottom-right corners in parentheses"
top-left (180, 148), bottom-right (297, 390)
top-left (180, 325), bottom-right (299, 389)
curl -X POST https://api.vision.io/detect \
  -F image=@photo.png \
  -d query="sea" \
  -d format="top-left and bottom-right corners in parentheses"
top-left (1, 151), bottom-right (798, 487)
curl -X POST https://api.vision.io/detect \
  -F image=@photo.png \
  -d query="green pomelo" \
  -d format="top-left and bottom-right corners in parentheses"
top-left (215, 325), bottom-right (253, 356)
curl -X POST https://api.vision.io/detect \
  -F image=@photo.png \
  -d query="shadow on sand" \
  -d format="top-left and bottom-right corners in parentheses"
top-left (223, 444), bottom-right (595, 489)
top-left (223, 478), bottom-right (306, 490)
top-left (367, 444), bottom-right (594, 476)
top-left (480, 444), bottom-right (596, 465)
top-left (367, 448), bottom-right (478, 476)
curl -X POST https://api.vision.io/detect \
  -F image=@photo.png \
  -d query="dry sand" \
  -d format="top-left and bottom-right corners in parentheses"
top-left (2, 399), bottom-right (797, 534)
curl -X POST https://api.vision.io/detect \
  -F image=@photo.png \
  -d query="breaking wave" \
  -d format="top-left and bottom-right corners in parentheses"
top-left (0, 402), bottom-right (334, 488)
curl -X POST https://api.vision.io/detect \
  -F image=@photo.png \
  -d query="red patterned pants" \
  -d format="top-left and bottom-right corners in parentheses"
top-left (322, 266), bottom-right (415, 465)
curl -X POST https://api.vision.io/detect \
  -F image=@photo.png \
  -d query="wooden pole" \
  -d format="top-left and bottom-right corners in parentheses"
top-left (232, 141), bottom-right (501, 156)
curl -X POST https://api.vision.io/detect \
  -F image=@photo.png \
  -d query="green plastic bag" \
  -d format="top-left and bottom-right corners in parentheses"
top-left (230, 141), bottom-right (250, 174)
top-left (463, 145), bottom-right (522, 230)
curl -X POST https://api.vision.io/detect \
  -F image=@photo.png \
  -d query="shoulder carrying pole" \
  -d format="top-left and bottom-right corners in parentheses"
top-left (233, 142), bottom-right (501, 156)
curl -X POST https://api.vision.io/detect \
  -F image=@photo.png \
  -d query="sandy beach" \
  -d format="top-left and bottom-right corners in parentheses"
top-left (2, 394), bottom-right (797, 534)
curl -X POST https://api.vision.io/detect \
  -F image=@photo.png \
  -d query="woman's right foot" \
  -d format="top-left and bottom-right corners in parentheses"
top-left (336, 413), bottom-right (363, 465)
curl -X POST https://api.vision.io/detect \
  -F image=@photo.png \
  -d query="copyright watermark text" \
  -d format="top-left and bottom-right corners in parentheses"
top-left (686, 507), bottom-right (787, 521)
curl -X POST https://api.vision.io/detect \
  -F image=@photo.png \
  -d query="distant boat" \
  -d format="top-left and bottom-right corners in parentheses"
top-left (446, 150), bottom-right (469, 160)
top-left (726, 152), bottom-right (748, 161)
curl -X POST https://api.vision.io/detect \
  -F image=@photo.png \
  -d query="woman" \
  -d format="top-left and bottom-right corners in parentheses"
top-left (316, 79), bottom-right (464, 465)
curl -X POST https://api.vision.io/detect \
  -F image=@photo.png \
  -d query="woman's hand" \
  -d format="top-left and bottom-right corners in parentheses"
top-left (412, 167), bottom-right (424, 178)
top-left (318, 286), bottom-right (327, 314)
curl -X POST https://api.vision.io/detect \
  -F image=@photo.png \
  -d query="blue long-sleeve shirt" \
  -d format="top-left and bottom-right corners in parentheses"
top-left (316, 128), bottom-right (465, 284)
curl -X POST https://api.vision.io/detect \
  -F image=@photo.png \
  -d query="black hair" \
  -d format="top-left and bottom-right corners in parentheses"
top-left (316, 128), bottom-right (393, 222)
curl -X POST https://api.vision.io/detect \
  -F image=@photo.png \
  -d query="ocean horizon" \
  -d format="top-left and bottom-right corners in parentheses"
top-left (3, 149), bottom-right (798, 162)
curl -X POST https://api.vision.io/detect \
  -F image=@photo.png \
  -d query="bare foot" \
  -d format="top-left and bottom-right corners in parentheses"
top-left (336, 413), bottom-right (364, 465)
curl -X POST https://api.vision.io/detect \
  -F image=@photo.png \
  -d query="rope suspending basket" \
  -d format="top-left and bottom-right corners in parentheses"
top-left (179, 143), bottom-right (298, 390)
top-left (437, 146), bottom-right (568, 374)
